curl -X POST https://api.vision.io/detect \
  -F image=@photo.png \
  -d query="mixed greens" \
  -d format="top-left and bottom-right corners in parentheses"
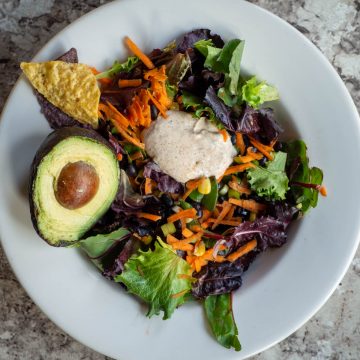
top-left (29, 29), bottom-right (325, 351)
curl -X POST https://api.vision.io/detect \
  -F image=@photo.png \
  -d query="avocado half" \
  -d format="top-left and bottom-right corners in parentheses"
top-left (30, 127), bottom-right (120, 246)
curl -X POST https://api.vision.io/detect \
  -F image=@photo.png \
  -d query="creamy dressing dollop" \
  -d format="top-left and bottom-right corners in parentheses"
top-left (143, 111), bottom-right (237, 183)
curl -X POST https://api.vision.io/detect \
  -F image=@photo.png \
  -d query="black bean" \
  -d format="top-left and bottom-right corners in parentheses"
top-left (259, 157), bottom-right (267, 167)
top-left (160, 193), bottom-right (174, 208)
top-left (137, 226), bottom-right (152, 237)
top-left (243, 134), bottom-right (250, 147)
top-left (231, 133), bottom-right (237, 145)
top-left (274, 141), bottom-right (283, 151)
top-left (235, 207), bottom-right (249, 219)
top-left (174, 220), bottom-right (182, 231)
top-left (218, 196), bottom-right (226, 203)
top-left (126, 163), bottom-right (137, 177)
top-left (188, 201), bottom-right (203, 218)
top-left (150, 104), bottom-right (159, 120)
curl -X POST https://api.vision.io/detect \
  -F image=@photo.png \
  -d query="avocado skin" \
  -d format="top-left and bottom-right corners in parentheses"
top-left (29, 126), bottom-right (117, 247)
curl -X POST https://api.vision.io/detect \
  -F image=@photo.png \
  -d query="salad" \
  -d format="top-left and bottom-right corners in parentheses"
top-left (21, 29), bottom-right (326, 351)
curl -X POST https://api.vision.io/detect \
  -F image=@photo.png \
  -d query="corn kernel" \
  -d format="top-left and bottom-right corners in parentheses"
top-left (198, 177), bottom-right (211, 195)
top-left (194, 241), bottom-right (206, 256)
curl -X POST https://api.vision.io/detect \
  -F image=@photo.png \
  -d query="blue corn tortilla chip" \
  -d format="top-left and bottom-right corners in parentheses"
top-left (34, 48), bottom-right (89, 129)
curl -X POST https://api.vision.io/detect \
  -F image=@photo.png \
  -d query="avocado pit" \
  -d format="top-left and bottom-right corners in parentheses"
top-left (55, 161), bottom-right (100, 210)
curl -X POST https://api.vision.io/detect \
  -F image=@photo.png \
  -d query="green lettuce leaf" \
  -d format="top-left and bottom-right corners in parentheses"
top-left (241, 76), bottom-right (279, 108)
top-left (217, 86), bottom-right (237, 107)
top-left (96, 56), bottom-right (139, 79)
top-left (193, 39), bottom-right (214, 56)
top-left (204, 293), bottom-right (241, 351)
top-left (285, 140), bottom-right (323, 213)
top-left (165, 81), bottom-right (178, 99)
top-left (116, 241), bottom-right (193, 319)
top-left (77, 227), bottom-right (130, 271)
top-left (79, 228), bottom-right (130, 258)
top-left (194, 39), bottom-right (244, 96)
top-left (181, 91), bottom-right (224, 129)
top-left (247, 151), bottom-right (289, 200)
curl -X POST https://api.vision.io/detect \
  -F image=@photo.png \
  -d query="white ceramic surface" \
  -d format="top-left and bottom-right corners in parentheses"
top-left (1, 0), bottom-right (359, 359)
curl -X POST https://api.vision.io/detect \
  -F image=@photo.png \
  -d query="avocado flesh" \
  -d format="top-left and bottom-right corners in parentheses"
top-left (31, 128), bottom-right (120, 246)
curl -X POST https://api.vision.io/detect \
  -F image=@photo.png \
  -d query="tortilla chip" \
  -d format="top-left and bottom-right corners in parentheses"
top-left (20, 61), bottom-right (100, 129)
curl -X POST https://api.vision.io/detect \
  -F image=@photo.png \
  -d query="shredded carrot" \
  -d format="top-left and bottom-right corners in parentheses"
top-left (89, 66), bottom-right (112, 85)
top-left (219, 129), bottom-right (228, 142)
top-left (194, 258), bottom-right (203, 272)
top-left (207, 218), bottom-right (241, 226)
top-left (201, 221), bottom-right (210, 229)
top-left (213, 208), bottom-right (220, 218)
top-left (116, 153), bottom-right (123, 161)
top-left (182, 228), bottom-right (194, 238)
top-left (200, 209), bottom-right (212, 223)
top-left (211, 202), bottom-right (232, 230)
top-left (171, 242), bottom-right (194, 251)
top-left (229, 198), bottom-right (266, 213)
top-left (171, 289), bottom-right (189, 299)
top-left (320, 186), bottom-right (327, 196)
top-left (186, 255), bottom-right (196, 265)
top-left (186, 177), bottom-right (205, 190)
top-left (182, 177), bottom-right (204, 200)
top-left (181, 231), bottom-right (203, 244)
top-left (236, 133), bottom-right (246, 155)
top-left (144, 178), bottom-right (153, 195)
top-left (167, 208), bottom-right (197, 223)
top-left (227, 239), bottom-right (257, 262)
top-left (147, 90), bottom-right (168, 118)
top-left (180, 218), bottom-right (186, 231)
top-left (112, 121), bottom-right (145, 149)
top-left (124, 36), bottom-right (154, 69)
top-left (234, 155), bottom-right (253, 163)
top-left (247, 147), bottom-right (264, 160)
top-left (148, 65), bottom-right (172, 109)
top-left (144, 67), bottom-right (167, 81)
top-left (225, 205), bottom-right (235, 220)
top-left (118, 79), bottom-right (142, 88)
top-left (189, 224), bottom-right (203, 232)
top-left (249, 137), bottom-right (274, 160)
top-left (137, 212), bottom-right (161, 221)
top-left (223, 163), bottom-right (256, 176)
top-left (234, 148), bottom-right (264, 163)
top-left (228, 181), bottom-right (251, 195)
top-left (98, 103), bottom-right (129, 128)
top-left (130, 151), bottom-right (144, 161)
top-left (166, 234), bottom-right (179, 244)
top-left (89, 66), bottom-right (99, 75)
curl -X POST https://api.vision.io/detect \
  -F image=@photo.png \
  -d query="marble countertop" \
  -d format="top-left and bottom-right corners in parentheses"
top-left (0, 0), bottom-right (359, 359)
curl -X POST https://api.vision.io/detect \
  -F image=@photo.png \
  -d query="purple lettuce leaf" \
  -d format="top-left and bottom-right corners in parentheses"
top-left (179, 70), bottom-right (225, 97)
top-left (192, 252), bottom-right (257, 299)
top-left (235, 105), bottom-right (283, 143)
top-left (102, 237), bottom-right (140, 280)
top-left (176, 29), bottom-right (224, 53)
top-left (149, 48), bottom-right (176, 67)
top-left (204, 86), bottom-right (234, 130)
top-left (107, 132), bottom-right (126, 156)
top-left (227, 210), bottom-right (296, 252)
top-left (143, 161), bottom-right (184, 193)
top-left (100, 81), bottom-right (149, 111)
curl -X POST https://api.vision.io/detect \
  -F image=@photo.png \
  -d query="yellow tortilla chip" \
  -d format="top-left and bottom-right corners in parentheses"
top-left (20, 61), bottom-right (100, 129)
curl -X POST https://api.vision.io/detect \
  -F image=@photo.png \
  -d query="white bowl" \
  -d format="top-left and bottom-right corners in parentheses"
top-left (1, 0), bottom-right (360, 359)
